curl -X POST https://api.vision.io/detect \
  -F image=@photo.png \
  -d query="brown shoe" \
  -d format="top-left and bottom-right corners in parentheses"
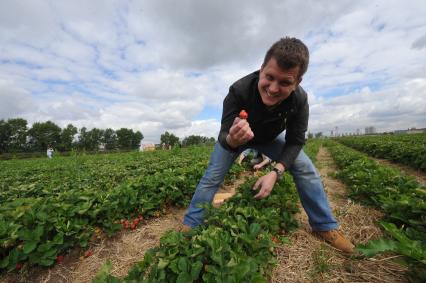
top-left (314, 230), bottom-right (355, 254)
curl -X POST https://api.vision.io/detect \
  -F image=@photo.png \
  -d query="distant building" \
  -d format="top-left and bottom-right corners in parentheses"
top-left (394, 127), bottom-right (426, 134)
top-left (140, 143), bottom-right (156, 151)
top-left (365, 126), bottom-right (376, 135)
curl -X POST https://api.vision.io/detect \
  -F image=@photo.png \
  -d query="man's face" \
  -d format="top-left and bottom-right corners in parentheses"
top-left (258, 57), bottom-right (301, 106)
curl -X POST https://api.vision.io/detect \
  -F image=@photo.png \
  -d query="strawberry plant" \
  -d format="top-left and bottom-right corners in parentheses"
top-left (325, 140), bottom-right (426, 280)
top-left (1, 146), bottom-right (249, 272)
top-left (93, 173), bottom-right (300, 282)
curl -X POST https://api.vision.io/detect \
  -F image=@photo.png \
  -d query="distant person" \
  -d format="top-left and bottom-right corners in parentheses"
top-left (237, 148), bottom-right (271, 170)
top-left (46, 146), bottom-right (54, 159)
top-left (182, 37), bottom-right (355, 254)
top-left (236, 148), bottom-right (259, 165)
top-left (253, 153), bottom-right (272, 170)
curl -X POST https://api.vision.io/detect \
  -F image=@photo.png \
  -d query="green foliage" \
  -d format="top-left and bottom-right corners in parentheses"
top-left (325, 140), bottom-right (426, 279)
top-left (94, 175), bottom-right (299, 282)
top-left (116, 128), bottom-right (143, 150)
top-left (160, 131), bottom-right (180, 147)
top-left (0, 146), bottom-right (224, 271)
top-left (0, 117), bottom-right (145, 154)
top-left (336, 133), bottom-right (426, 171)
top-left (59, 124), bottom-right (78, 151)
top-left (181, 135), bottom-right (215, 147)
top-left (27, 120), bottom-right (62, 151)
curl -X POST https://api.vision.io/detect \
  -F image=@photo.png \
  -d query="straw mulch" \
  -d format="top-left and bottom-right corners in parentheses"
top-left (270, 146), bottom-right (409, 283)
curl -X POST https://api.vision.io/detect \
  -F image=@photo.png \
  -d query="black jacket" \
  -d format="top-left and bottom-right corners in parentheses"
top-left (218, 70), bottom-right (309, 169)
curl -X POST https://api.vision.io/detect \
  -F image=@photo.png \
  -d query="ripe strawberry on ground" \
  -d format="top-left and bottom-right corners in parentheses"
top-left (56, 255), bottom-right (64, 263)
top-left (15, 263), bottom-right (23, 270)
top-left (122, 220), bottom-right (129, 229)
top-left (84, 250), bottom-right (93, 258)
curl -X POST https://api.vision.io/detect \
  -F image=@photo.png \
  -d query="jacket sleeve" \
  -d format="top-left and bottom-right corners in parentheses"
top-left (278, 91), bottom-right (309, 169)
top-left (218, 85), bottom-right (242, 152)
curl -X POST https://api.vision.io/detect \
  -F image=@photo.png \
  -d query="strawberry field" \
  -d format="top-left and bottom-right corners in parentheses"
top-left (0, 147), bottom-right (246, 272)
top-left (325, 140), bottom-right (426, 279)
top-left (335, 133), bottom-right (426, 171)
top-left (1, 139), bottom-right (425, 282)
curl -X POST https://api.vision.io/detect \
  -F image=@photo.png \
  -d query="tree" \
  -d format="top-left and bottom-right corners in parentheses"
top-left (60, 124), bottom-right (77, 151)
top-left (27, 121), bottom-right (61, 151)
top-left (7, 118), bottom-right (28, 152)
top-left (315, 132), bottom-right (323, 138)
top-left (86, 128), bottom-right (104, 151)
top-left (181, 135), bottom-right (215, 147)
top-left (103, 128), bottom-right (117, 150)
top-left (77, 127), bottom-right (89, 150)
top-left (0, 120), bottom-right (11, 153)
top-left (160, 131), bottom-right (180, 148)
top-left (132, 131), bottom-right (143, 149)
top-left (116, 128), bottom-right (134, 149)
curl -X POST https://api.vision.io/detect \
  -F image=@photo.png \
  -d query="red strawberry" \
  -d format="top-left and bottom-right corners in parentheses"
top-left (84, 250), bottom-right (93, 258)
top-left (15, 263), bottom-right (23, 270)
top-left (138, 215), bottom-right (144, 221)
top-left (239, 110), bottom-right (248, 119)
top-left (123, 220), bottom-right (129, 229)
top-left (56, 255), bottom-right (64, 263)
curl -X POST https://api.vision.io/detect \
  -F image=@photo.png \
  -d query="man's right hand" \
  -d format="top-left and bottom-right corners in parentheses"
top-left (226, 117), bottom-right (254, 148)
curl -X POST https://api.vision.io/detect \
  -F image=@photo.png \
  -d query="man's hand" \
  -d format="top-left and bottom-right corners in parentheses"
top-left (226, 117), bottom-right (254, 148)
top-left (252, 172), bottom-right (278, 199)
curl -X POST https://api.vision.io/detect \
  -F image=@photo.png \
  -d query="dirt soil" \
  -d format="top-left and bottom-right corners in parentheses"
top-left (1, 151), bottom-right (416, 283)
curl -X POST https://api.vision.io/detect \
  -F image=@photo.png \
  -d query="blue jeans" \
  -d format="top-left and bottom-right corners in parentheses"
top-left (183, 134), bottom-right (338, 232)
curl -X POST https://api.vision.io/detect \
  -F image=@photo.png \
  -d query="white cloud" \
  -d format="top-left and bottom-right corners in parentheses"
top-left (0, 0), bottom-right (425, 143)
top-left (309, 78), bottom-right (426, 134)
top-left (0, 80), bottom-right (34, 119)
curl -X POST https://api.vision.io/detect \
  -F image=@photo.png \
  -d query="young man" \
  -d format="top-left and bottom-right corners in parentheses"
top-left (183, 37), bottom-right (354, 253)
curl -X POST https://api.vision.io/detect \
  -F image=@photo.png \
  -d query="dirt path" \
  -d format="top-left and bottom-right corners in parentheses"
top-left (271, 146), bottom-right (408, 282)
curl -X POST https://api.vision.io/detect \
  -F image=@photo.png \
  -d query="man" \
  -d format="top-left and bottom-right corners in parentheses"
top-left (183, 37), bottom-right (354, 253)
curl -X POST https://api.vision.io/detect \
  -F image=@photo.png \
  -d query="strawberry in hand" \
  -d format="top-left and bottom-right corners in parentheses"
top-left (239, 110), bottom-right (248, 119)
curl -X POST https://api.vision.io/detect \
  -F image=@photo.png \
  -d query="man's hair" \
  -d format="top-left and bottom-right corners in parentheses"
top-left (263, 37), bottom-right (310, 78)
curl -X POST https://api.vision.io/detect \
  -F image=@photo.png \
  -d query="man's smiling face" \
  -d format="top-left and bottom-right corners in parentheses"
top-left (258, 57), bottom-right (301, 106)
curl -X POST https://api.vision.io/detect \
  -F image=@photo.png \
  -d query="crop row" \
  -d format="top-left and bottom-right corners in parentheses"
top-left (324, 141), bottom-right (426, 279)
top-left (0, 147), bottom-right (245, 272)
top-left (94, 175), bottom-right (300, 283)
top-left (335, 133), bottom-right (426, 171)
top-left (92, 140), bottom-right (321, 282)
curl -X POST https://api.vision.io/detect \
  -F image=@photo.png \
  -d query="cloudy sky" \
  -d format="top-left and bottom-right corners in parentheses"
top-left (1, 0), bottom-right (425, 143)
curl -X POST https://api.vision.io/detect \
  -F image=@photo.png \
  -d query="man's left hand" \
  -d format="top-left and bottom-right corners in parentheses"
top-left (252, 172), bottom-right (277, 199)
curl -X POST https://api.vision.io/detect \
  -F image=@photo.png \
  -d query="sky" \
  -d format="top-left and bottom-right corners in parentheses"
top-left (1, 0), bottom-right (425, 143)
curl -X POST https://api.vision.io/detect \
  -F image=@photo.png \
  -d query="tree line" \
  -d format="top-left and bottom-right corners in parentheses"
top-left (0, 118), bottom-right (216, 155)
top-left (160, 131), bottom-right (216, 148)
top-left (0, 118), bottom-right (143, 154)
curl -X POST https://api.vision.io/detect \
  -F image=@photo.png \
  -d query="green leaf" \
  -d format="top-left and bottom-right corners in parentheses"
top-left (177, 257), bottom-right (188, 272)
top-left (249, 223), bottom-right (261, 237)
top-left (93, 260), bottom-right (120, 283)
top-left (190, 261), bottom-right (203, 280)
top-left (23, 241), bottom-right (38, 254)
top-left (0, 255), bottom-right (9, 269)
top-left (176, 272), bottom-right (192, 283)
top-left (356, 238), bottom-right (398, 257)
top-left (157, 258), bottom-right (169, 269)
